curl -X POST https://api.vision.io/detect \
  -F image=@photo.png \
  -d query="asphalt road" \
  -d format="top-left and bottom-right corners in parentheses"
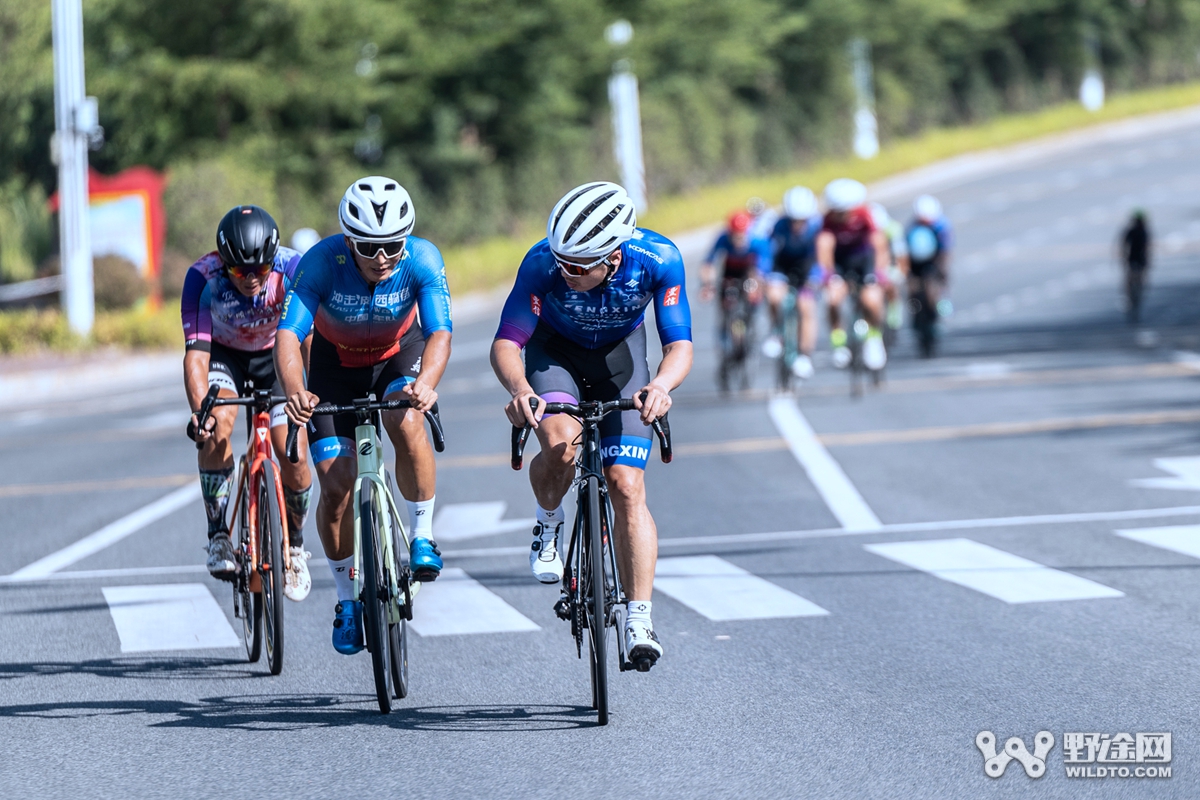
top-left (4, 111), bottom-right (1200, 798)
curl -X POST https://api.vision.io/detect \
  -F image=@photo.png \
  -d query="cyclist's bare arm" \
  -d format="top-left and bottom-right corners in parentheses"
top-left (491, 338), bottom-right (544, 428)
top-left (871, 230), bottom-right (889, 271)
top-left (815, 230), bottom-right (835, 272)
top-left (402, 330), bottom-right (450, 412)
top-left (636, 340), bottom-right (692, 423)
top-left (184, 350), bottom-right (219, 441)
top-left (275, 329), bottom-right (317, 424)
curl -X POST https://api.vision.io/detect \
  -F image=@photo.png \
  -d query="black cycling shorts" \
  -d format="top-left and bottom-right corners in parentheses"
top-left (208, 342), bottom-right (286, 427)
top-left (305, 326), bottom-right (425, 463)
top-left (525, 322), bottom-right (653, 469)
top-left (834, 249), bottom-right (877, 286)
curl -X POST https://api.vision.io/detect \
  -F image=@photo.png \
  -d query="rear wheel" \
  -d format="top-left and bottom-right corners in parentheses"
top-left (360, 482), bottom-right (393, 713)
top-left (584, 476), bottom-right (609, 725)
top-left (258, 461), bottom-right (286, 676)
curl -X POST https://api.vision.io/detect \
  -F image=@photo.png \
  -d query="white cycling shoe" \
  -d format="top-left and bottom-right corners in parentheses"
top-left (625, 618), bottom-right (663, 672)
top-left (530, 522), bottom-right (564, 584)
top-left (863, 334), bottom-right (887, 371)
top-left (790, 354), bottom-right (814, 380)
top-left (831, 345), bottom-right (852, 369)
top-left (284, 547), bottom-right (312, 602)
top-left (761, 335), bottom-right (783, 359)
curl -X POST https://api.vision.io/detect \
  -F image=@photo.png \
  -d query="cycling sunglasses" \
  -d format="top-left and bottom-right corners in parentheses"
top-left (555, 254), bottom-right (611, 277)
top-left (225, 262), bottom-right (273, 279)
top-left (352, 238), bottom-right (406, 259)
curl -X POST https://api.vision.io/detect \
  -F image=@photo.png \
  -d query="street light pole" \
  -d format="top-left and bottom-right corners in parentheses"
top-left (52, 0), bottom-right (95, 336)
top-left (848, 38), bottom-right (879, 160)
top-left (605, 20), bottom-right (648, 213)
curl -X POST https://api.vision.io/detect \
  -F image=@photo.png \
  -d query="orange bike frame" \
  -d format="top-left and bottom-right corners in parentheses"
top-left (227, 408), bottom-right (291, 592)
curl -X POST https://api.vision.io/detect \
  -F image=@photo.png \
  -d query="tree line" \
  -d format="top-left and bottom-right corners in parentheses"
top-left (1, 0), bottom-right (1197, 282)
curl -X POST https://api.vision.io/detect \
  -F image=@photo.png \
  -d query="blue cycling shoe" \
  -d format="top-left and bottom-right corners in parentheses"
top-left (410, 537), bottom-right (443, 582)
top-left (332, 601), bottom-right (363, 655)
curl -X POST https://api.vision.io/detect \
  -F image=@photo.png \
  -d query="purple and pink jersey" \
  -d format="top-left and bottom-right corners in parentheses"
top-left (180, 247), bottom-right (301, 353)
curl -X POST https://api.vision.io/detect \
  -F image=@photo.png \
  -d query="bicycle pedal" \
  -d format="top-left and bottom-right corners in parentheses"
top-left (412, 567), bottom-right (439, 583)
top-left (632, 655), bottom-right (657, 673)
top-left (554, 598), bottom-right (571, 621)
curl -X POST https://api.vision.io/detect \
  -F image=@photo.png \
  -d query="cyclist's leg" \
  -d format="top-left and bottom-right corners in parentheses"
top-left (798, 286), bottom-right (818, 356)
top-left (524, 324), bottom-right (584, 510)
top-left (764, 274), bottom-right (787, 333)
top-left (198, 344), bottom-right (245, 534)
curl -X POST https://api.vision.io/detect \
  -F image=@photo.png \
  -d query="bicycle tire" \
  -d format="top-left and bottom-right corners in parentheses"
top-left (234, 463), bottom-right (262, 664)
top-left (360, 481), bottom-right (394, 713)
top-left (584, 475), bottom-right (609, 725)
top-left (389, 617), bottom-right (409, 699)
top-left (258, 460), bottom-right (286, 676)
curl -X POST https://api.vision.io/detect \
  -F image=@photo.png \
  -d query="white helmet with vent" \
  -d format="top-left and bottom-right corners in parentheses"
top-left (783, 186), bottom-right (819, 220)
top-left (547, 181), bottom-right (637, 259)
top-left (339, 176), bottom-right (415, 241)
top-left (823, 178), bottom-right (867, 213)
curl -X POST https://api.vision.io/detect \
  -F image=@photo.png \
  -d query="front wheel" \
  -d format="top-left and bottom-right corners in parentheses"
top-left (360, 481), bottom-right (394, 713)
top-left (258, 460), bottom-right (286, 676)
top-left (233, 462), bottom-right (261, 664)
top-left (584, 476), bottom-right (609, 725)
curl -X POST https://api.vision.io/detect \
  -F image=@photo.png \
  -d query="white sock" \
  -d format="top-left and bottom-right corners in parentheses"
top-left (328, 555), bottom-right (356, 602)
top-left (407, 496), bottom-right (435, 538)
top-left (537, 505), bottom-right (564, 527)
top-left (627, 600), bottom-right (652, 626)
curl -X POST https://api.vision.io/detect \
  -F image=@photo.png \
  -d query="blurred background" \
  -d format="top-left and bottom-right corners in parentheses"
top-left (2, 0), bottom-right (1200, 335)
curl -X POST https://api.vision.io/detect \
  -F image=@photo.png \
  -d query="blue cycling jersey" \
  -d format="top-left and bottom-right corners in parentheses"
top-left (278, 234), bottom-right (452, 367)
top-left (769, 215), bottom-right (822, 268)
top-left (495, 228), bottom-right (691, 350)
top-left (906, 216), bottom-right (954, 265)
top-left (705, 233), bottom-right (773, 277)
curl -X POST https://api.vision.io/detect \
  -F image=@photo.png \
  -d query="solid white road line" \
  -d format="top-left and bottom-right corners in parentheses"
top-left (10, 482), bottom-right (201, 579)
top-left (1115, 525), bottom-right (1200, 559)
top-left (654, 555), bottom-right (829, 621)
top-left (102, 583), bottom-right (240, 652)
top-left (433, 501), bottom-right (535, 542)
top-left (768, 397), bottom-right (882, 531)
top-left (1129, 457), bottom-right (1200, 490)
top-left (408, 568), bottom-right (540, 637)
top-left (864, 538), bottom-right (1124, 604)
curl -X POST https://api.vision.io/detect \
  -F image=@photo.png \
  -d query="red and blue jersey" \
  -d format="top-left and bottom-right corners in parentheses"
top-left (705, 232), bottom-right (773, 279)
top-left (496, 228), bottom-right (691, 350)
top-left (278, 234), bottom-right (452, 367)
top-left (181, 247), bottom-right (301, 353)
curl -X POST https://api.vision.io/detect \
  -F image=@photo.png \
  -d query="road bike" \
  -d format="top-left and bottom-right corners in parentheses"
top-left (718, 277), bottom-right (759, 393)
top-left (771, 283), bottom-right (802, 391)
top-left (841, 279), bottom-right (885, 397)
top-left (194, 384), bottom-right (290, 675)
top-left (510, 395), bottom-right (672, 726)
top-left (907, 273), bottom-right (940, 358)
top-left (286, 395), bottom-right (444, 714)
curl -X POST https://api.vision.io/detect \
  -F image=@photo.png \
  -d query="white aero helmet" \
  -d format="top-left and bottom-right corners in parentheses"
top-left (339, 176), bottom-right (415, 241)
top-left (824, 178), bottom-right (867, 213)
top-left (547, 181), bottom-right (637, 260)
top-left (913, 194), bottom-right (942, 222)
top-left (783, 186), bottom-right (819, 220)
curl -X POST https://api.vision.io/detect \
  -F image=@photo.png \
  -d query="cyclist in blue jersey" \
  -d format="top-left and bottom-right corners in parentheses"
top-left (763, 186), bottom-right (824, 380)
top-left (906, 194), bottom-right (954, 356)
top-left (491, 181), bottom-right (693, 669)
top-left (275, 176), bottom-right (453, 655)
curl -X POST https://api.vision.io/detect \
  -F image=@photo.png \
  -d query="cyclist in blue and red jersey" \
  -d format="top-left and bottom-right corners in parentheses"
top-left (763, 186), bottom-right (824, 380)
top-left (700, 211), bottom-right (771, 301)
top-left (491, 181), bottom-right (693, 670)
top-left (181, 205), bottom-right (314, 600)
top-left (275, 176), bottom-right (453, 655)
top-left (816, 178), bottom-right (889, 370)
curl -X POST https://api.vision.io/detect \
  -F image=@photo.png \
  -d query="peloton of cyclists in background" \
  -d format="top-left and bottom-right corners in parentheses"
top-left (1120, 209), bottom-right (1151, 323)
top-left (905, 194), bottom-right (954, 357)
top-left (816, 179), bottom-right (889, 371)
top-left (762, 186), bottom-right (824, 381)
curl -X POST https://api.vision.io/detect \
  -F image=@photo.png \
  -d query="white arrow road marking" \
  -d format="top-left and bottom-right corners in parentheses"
top-left (409, 568), bottom-right (540, 636)
top-left (1130, 457), bottom-right (1200, 491)
top-left (433, 501), bottom-right (535, 542)
top-left (11, 482), bottom-right (201, 579)
top-left (1115, 525), bottom-right (1200, 559)
top-left (102, 583), bottom-right (239, 652)
top-left (865, 539), bottom-right (1124, 604)
top-left (654, 555), bottom-right (829, 620)
top-left (768, 397), bottom-right (882, 531)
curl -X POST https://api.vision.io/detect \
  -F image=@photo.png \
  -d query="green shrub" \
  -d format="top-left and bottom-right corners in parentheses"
top-left (92, 255), bottom-right (146, 310)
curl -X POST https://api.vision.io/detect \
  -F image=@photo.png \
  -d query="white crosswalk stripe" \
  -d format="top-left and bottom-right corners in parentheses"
top-left (409, 568), bottom-right (541, 636)
top-left (864, 538), bottom-right (1124, 604)
top-left (1115, 524), bottom-right (1200, 559)
top-left (102, 583), bottom-right (240, 652)
top-left (654, 555), bottom-right (829, 620)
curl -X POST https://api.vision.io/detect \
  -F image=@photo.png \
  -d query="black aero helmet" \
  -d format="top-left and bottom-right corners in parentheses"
top-left (216, 205), bottom-right (280, 267)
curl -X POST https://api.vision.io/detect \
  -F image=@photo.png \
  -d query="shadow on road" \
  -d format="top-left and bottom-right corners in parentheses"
top-left (0, 694), bottom-right (596, 730)
top-left (0, 657), bottom-right (261, 681)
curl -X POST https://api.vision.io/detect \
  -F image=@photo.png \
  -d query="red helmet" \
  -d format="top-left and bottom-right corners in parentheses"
top-left (728, 211), bottom-right (752, 235)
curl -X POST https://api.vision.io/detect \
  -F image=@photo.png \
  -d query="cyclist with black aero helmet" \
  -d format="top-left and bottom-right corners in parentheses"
top-left (275, 177), bottom-right (453, 655)
top-left (181, 206), bottom-right (314, 599)
top-left (816, 178), bottom-right (889, 371)
top-left (491, 181), bottom-right (693, 670)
